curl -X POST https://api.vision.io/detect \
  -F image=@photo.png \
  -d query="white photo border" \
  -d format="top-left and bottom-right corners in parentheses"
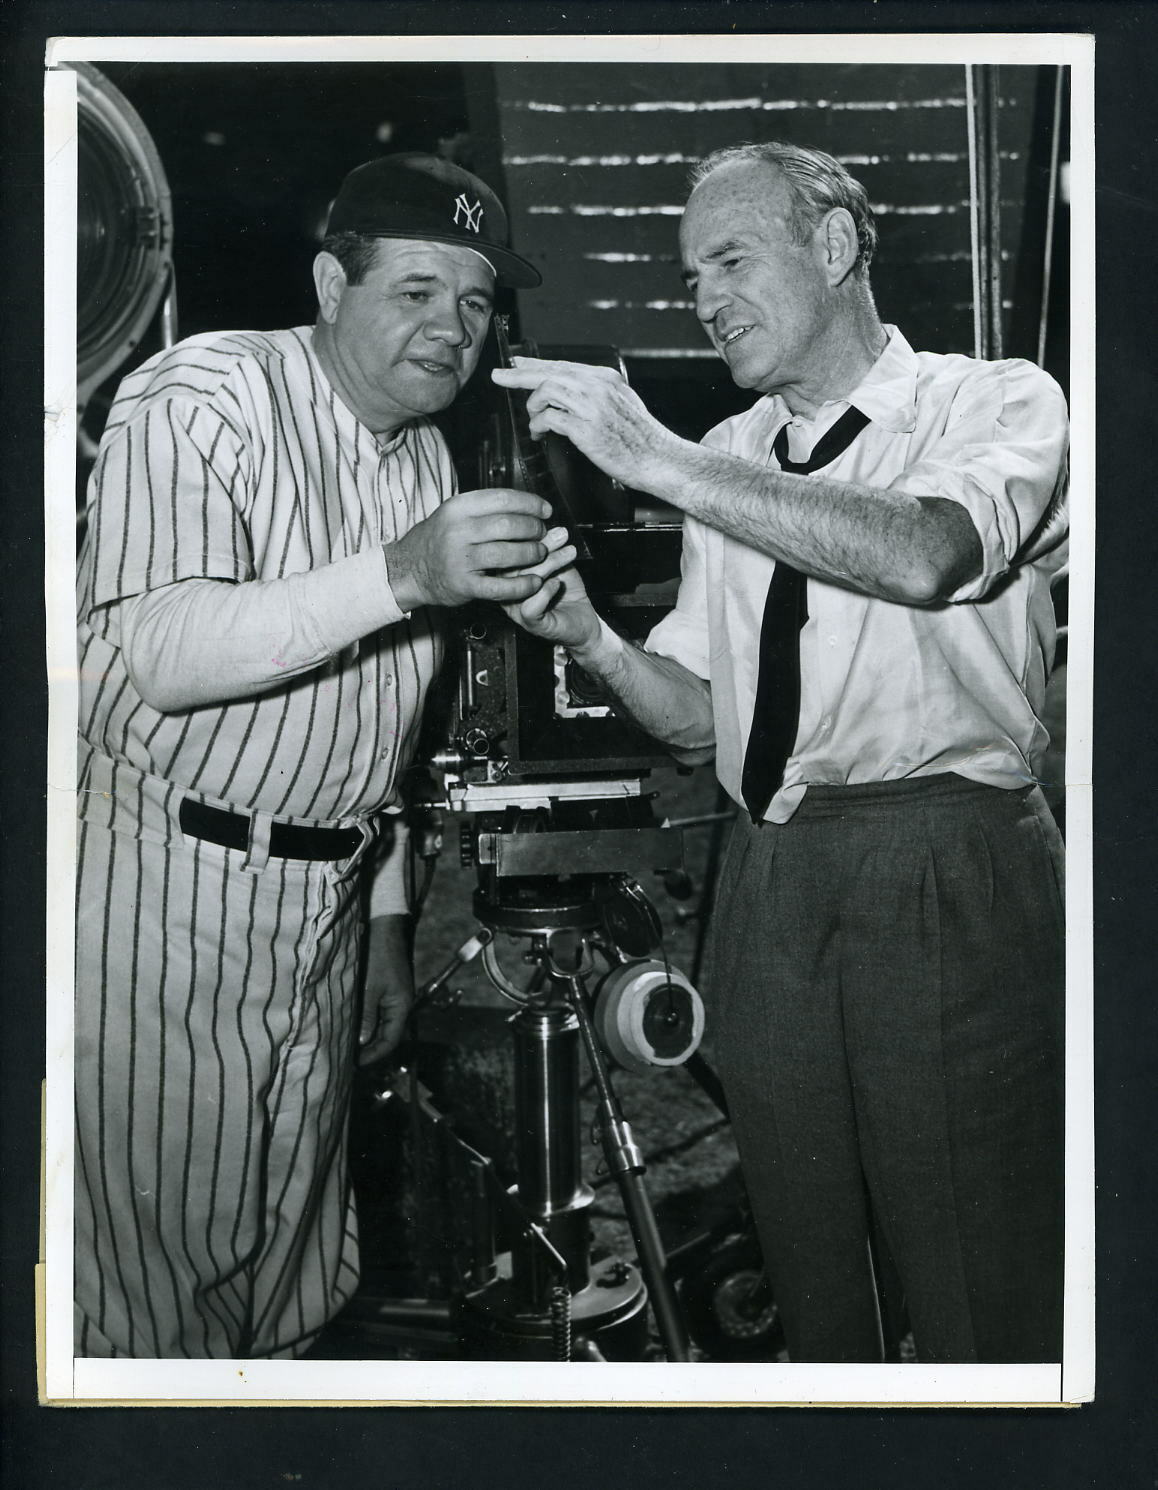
top-left (42, 29), bottom-right (1096, 1407)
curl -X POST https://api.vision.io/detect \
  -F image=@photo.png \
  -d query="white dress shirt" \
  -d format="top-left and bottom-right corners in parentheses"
top-left (645, 327), bottom-right (1070, 823)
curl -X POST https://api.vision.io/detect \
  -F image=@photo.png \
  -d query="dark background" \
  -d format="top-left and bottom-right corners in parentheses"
top-left (4, 2), bottom-right (1156, 1487)
top-left (82, 55), bottom-right (1070, 463)
top-left (89, 57), bottom-right (1062, 357)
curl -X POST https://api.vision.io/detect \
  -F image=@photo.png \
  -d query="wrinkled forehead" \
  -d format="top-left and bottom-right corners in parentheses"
top-left (679, 159), bottom-right (794, 256)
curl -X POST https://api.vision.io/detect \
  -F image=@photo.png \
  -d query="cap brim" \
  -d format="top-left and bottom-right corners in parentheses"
top-left (355, 229), bottom-right (541, 289)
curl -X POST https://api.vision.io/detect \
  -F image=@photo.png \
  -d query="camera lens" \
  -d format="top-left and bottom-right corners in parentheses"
top-left (565, 660), bottom-right (607, 708)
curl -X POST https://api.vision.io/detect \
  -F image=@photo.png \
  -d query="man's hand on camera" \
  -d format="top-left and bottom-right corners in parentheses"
top-left (491, 356), bottom-right (676, 492)
top-left (384, 488), bottom-right (552, 612)
top-left (500, 525), bottom-right (602, 653)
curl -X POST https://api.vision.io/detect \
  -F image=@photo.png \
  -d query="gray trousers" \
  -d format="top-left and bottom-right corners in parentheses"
top-left (706, 774), bottom-right (1065, 1363)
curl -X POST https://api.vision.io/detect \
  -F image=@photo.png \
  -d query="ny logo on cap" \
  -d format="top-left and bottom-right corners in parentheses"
top-left (453, 194), bottom-right (484, 234)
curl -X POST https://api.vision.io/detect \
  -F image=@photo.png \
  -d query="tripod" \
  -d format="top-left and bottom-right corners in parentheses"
top-left (444, 867), bottom-right (692, 1362)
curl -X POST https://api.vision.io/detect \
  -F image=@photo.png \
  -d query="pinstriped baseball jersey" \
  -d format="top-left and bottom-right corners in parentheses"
top-left (78, 326), bottom-right (449, 822)
top-left (75, 326), bottom-right (452, 1357)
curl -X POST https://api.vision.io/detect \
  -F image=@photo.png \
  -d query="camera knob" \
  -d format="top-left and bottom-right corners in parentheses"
top-left (464, 728), bottom-right (491, 757)
top-left (594, 960), bottom-right (705, 1074)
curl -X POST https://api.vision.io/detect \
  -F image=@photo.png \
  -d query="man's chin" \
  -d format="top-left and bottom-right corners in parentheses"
top-left (399, 374), bottom-right (466, 416)
top-left (720, 345), bottom-right (764, 391)
top-left (726, 363), bottom-right (766, 392)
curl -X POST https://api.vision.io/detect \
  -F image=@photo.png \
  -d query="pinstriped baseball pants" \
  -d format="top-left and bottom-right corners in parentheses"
top-left (75, 808), bottom-right (366, 1358)
top-left (706, 774), bottom-right (1065, 1364)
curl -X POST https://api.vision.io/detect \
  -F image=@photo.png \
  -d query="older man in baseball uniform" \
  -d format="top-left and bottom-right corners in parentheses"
top-left (74, 153), bottom-right (554, 1358)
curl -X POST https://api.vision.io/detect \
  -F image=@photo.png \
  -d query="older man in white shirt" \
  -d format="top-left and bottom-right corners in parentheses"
top-left (495, 141), bottom-right (1068, 1365)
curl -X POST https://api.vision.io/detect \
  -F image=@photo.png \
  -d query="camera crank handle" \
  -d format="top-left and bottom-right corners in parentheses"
top-left (416, 925), bottom-right (494, 1007)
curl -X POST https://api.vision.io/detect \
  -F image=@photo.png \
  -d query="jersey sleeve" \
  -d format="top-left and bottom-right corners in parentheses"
top-left (368, 817), bottom-right (412, 918)
top-left (83, 395), bottom-right (254, 624)
top-left (887, 359), bottom-right (1069, 602)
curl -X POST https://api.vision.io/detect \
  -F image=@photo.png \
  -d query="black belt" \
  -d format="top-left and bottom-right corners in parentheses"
top-left (178, 797), bottom-right (364, 861)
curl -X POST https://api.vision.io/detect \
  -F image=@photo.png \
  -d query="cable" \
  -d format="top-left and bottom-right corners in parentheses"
top-left (1037, 66), bottom-right (1065, 369)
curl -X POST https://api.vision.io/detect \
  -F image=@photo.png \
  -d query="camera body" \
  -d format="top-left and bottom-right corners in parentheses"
top-left (427, 337), bottom-right (687, 795)
top-left (435, 526), bottom-right (682, 785)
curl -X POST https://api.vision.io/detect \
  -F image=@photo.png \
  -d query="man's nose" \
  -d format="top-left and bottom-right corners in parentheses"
top-left (694, 276), bottom-right (726, 327)
top-left (424, 303), bottom-right (470, 347)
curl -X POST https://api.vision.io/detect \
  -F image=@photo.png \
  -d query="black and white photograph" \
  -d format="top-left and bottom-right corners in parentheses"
top-left (42, 31), bottom-right (1095, 1407)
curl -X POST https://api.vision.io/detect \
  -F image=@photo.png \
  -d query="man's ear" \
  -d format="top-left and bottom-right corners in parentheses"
top-left (820, 208), bottom-right (861, 286)
top-left (313, 251), bottom-right (347, 325)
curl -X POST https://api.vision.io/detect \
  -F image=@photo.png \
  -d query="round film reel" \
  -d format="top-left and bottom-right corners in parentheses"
top-left (594, 960), bottom-right (704, 1074)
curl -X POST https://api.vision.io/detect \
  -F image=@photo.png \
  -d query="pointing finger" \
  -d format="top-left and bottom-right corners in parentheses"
top-left (491, 365), bottom-right (551, 391)
top-left (512, 355), bottom-right (620, 380)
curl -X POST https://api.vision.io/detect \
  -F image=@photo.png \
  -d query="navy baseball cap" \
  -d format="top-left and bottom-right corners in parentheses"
top-left (325, 152), bottom-right (541, 289)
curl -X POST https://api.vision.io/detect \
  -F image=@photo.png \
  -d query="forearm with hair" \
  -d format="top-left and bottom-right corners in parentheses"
top-left (569, 618), bottom-right (715, 764)
top-left (645, 436), bottom-right (981, 605)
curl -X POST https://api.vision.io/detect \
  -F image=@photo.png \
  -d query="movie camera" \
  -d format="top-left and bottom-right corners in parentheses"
top-left (430, 319), bottom-right (686, 798)
top-left (366, 326), bottom-right (754, 1362)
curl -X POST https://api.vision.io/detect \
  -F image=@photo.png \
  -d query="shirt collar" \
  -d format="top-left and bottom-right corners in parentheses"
top-left (838, 324), bottom-right (919, 434)
top-left (766, 324), bottom-right (918, 436)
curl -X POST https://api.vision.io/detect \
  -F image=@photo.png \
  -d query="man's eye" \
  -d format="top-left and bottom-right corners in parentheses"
top-left (462, 299), bottom-right (491, 316)
top-left (402, 290), bottom-right (429, 303)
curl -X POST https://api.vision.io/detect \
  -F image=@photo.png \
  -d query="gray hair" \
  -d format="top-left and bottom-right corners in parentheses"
top-left (319, 231), bottom-right (384, 286)
top-left (689, 142), bottom-right (878, 277)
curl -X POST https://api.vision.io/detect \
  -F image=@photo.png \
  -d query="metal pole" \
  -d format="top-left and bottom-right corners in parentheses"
top-left (984, 65), bottom-right (1005, 360)
top-left (563, 975), bottom-right (692, 1362)
top-left (160, 265), bottom-right (179, 348)
top-left (966, 64), bottom-right (1004, 360)
top-left (513, 1006), bottom-right (586, 1216)
top-left (1037, 66), bottom-right (1065, 368)
top-left (510, 1004), bottom-right (593, 1306)
top-left (965, 65), bottom-right (985, 361)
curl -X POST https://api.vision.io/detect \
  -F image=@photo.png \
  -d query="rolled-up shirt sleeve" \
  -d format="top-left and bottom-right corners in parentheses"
top-left (644, 513), bottom-right (713, 679)
top-left (887, 358), bottom-right (1069, 603)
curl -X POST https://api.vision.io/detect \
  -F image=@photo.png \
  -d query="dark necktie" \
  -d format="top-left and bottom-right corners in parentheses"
top-left (740, 404), bottom-right (871, 823)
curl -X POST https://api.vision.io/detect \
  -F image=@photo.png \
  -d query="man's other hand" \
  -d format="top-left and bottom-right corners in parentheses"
top-left (492, 357), bottom-right (673, 491)
top-left (384, 488), bottom-right (552, 611)
top-left (358, 914), bottom-right (415, 1067)
top-left (499, 525), bottom-right (602, 652)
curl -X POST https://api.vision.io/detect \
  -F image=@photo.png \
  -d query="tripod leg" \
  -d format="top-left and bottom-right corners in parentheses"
top-left (684, 1050), bottom-right (730, 1119)
top-left (613, 1170), bottom-right (692, 1362)
top-left (562, 976), bottom-right (692, 1363)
